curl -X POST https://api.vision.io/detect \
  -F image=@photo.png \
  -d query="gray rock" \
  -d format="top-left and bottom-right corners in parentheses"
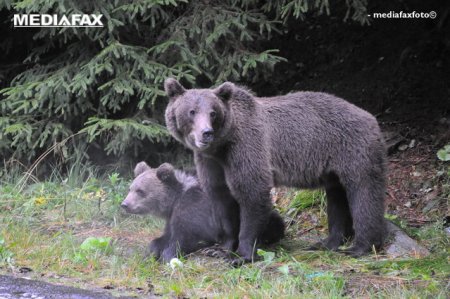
top-left (385, 221), bottom-right (430, 258)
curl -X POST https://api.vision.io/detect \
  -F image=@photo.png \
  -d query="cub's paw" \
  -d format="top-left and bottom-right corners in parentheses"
top-left (202, 247), bottom-right (230, 259)
top-left (229, 256), bottom-right (247, 268)
top-left (306, 241), bottom-right (326, 251)
top-left (227, 253), bottom-right (260, 267)
top-left (307, 237), bottom-right (343, 251)
top-left (339, 246), bottom-right (370, 258)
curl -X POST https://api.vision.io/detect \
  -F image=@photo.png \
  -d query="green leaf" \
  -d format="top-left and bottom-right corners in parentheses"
top-left (257, 249), bottom-right (275, 264)
top-left (278, 264), bottom-right (290, 275)
top-left (437, 145), bottom-right (450, 161)
top-left (80, 237), bottom-right (112, 253)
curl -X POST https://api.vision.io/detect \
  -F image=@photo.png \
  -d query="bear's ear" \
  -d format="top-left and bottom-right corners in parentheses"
top-left (214, 82), bottom-right (234, 102)
top-left (156, 163), bottom-right (178, 185)
top-left (134, 161), bottom-right (151, 177)
top-left (164, 78), bottom-right (186, 98)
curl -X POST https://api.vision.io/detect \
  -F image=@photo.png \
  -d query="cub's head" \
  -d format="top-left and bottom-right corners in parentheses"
top-left (121, 162), bottom-right (182, 219)
top-left (164, 78), bottom-right (234, 152)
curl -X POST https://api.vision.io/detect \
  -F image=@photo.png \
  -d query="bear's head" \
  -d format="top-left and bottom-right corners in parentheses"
top-left (121, 162), bottom-right (182, 219)
top-left (164, 78), bottom-right (235, 152)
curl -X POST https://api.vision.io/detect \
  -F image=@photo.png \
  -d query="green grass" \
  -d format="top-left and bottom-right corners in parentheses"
top-left (0, 166), bottom-right (449, 298)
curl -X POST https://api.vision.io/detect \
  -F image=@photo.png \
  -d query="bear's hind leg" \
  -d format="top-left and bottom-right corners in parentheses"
top-left (310, 177), bottom-right (353, 251)
top-left (325, 182), bottom-right (354, 250)
top-left (343, 178), bottom-right (385, 257)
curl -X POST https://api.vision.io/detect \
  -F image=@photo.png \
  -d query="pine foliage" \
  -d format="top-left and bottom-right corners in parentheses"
top-left (0, 0), bottom-right (369, 165)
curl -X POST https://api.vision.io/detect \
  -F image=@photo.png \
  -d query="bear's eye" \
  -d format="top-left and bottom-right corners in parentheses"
top-left (136, 189), bottom-right (145, 196)
top-left (210, 111), bottom-right (217, 119)
top-left (189, 110), bottom-right (196, 116)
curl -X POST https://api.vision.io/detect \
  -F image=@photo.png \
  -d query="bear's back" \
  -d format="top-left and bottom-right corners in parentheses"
top-left (257, 91), bottom-right (376, 124)
top-left (250, 91), bottom-right (384, 188)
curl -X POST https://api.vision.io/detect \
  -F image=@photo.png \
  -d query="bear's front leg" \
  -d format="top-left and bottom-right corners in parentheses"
top-left (224, 151), bottom-right (273, 264)
top-left (147, 223), bottom-right (172, 260)
top-left (147, 235), bottom-right (169, 260)
top-left (234, 190), bottom-right (273, 263)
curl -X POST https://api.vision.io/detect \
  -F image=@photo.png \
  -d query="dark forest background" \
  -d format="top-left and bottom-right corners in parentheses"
top-left (0, 0), bottom-right (448, 177)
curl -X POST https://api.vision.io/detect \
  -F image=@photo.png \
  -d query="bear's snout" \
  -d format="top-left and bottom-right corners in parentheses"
top-left (201, 128), bottom-right (214, 142)
top-left (120, 201), bottom-right (130, 211)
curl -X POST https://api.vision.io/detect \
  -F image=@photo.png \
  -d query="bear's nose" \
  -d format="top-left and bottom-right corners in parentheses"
top-left (202, 128), bottom-right (214, 140)
top-left (120, 202), bottom-right (128, 209)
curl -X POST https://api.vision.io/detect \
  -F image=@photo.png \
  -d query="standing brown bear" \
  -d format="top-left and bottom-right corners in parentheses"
top-left (164, 78), bottom-right (387, 262)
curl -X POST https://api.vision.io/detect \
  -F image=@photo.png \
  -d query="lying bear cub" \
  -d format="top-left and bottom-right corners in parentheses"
top-left (121, 161), bottom-right (285, 262)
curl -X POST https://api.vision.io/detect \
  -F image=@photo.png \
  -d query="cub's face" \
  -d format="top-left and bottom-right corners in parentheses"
top-left (121, 162), bottom-right (180, 218)
top-left (164, 78), bottom-right (234, 152)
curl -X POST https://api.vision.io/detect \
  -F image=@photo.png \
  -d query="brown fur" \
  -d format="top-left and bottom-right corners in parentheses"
top-left (164, 78), bottom-right (387, 262)
top-left (121, 162), bottom-right (285, 262)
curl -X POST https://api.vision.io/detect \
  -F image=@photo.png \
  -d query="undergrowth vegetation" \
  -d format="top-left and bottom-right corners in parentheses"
top-left (0, 162), bottom-right (448, 298)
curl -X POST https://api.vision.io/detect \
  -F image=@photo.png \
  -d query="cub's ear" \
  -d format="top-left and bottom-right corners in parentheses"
top-left (214, 82), bottom-right (234, 102)
top-left (134, 161), bottom-right (151, 177)
top-left (156, 163), bottom-right (178, 185)
top-left (164, 78), bottom-right (186, 98)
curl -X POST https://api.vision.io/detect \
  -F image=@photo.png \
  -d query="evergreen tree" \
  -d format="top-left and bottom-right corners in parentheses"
top-left (0, 0), bottom-right (368, 166)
